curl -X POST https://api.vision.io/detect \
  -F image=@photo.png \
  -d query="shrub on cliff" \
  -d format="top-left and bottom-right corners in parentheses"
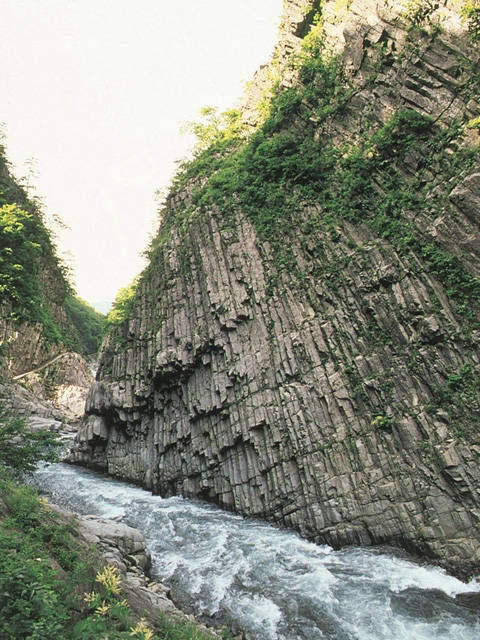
top-left (107, 278), bottom-right (138, 327)
top-left (462, 0), bottom-right (480, 41)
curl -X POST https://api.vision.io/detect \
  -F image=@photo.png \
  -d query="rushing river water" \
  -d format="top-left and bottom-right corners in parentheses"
top-left (33, 462), bottom-right (479, 640)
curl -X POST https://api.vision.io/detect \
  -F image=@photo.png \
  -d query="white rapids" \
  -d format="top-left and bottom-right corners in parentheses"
top-left (33, 462), bottom-right (480, 640)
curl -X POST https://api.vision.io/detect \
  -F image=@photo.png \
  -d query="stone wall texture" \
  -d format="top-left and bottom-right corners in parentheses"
top-left (72, 0), bottom-right (480, 578)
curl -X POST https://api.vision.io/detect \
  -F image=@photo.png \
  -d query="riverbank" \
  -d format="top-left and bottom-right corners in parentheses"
top-left (49, 501), bottom-right (225, 639)
top-left (0, 471), bottom-right (226, 639)
top-left (34, 461), bottom-right (480, 640)
top-left (0, 381), bottom-right (230, 638)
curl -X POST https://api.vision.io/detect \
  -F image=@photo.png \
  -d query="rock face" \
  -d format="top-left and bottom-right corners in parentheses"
top-left (0, 382), bottom-right (64, 431)
top-left (0, 308), bottom-right (96, 426)
top-left (14, 352), bottom-right (94, 422)
top-left (73, 0), bottom-right (480, 578)
top-left (0, 364), bottom-right (93, 432)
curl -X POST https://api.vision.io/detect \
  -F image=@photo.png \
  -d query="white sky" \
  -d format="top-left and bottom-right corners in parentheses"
top-left (0, 0), bottom-right (283, 311)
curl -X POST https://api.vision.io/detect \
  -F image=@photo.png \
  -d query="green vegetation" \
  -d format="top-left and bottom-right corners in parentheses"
top-left (0, 406), bottom-right (222, 639)
top-left (181, 106), bottom-right (246, 155)
top-left (371, 415), bottom-right (396, 432)
top-left (0, 204), bottom-right (43, 315)
top-left (0, 142), bottom-right (106, 354)
top-left (427, 363), bottom-right (480, 438)
top-left (0, 145), bottom-right (67, 339)
top-left (402, 0), bottom-right (440, 31)
top-left (107, 278), bottom-right (139, 326)
top-left (71, 562), bottom-right (220, 639)
top-left (64, 295), bottom-right (106, 354)
top-left (0, 200), bottom-right (67, 344)
top-left (0, 406), bottom-right (60, 479)
top-left (462, 0), bottom-right (480, 41)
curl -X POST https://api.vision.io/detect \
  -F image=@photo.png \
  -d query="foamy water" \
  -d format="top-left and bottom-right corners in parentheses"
top-left (34, 463), bottom-right (480, 640)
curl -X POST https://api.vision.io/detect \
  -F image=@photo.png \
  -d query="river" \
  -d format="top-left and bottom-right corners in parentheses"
top-left (33, 462), bottom-right (480, 640)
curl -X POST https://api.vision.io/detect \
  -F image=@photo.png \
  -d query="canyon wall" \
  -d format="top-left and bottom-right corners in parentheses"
top-left (73, 0), bottom-right (480, 578)
top-left (0, 144), bottom-right (98, 416)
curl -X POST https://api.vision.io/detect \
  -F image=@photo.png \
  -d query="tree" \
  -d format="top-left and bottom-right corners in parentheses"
top-left (0, 203), bottom-right (42, 313)
top-left (0, 405), bottom-right (60, 479)
top-left (107, 278), bottom-right (138, 326)
top-left (181, 106), bottom-right (245, 155)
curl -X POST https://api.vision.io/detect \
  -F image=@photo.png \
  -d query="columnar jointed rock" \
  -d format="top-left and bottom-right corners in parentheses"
top-left (73, 0), bottom-right (480, 579)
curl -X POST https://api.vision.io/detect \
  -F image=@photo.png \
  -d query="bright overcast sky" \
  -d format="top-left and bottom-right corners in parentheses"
top-left (0, 0), bottom-right (283, 311)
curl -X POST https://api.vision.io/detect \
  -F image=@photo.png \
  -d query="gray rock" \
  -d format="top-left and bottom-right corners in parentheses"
top-left (72, 0), bottom-right (480, 580)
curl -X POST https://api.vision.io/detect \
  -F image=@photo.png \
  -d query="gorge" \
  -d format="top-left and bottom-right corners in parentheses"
top-left (1, 0), bottom-right (480, 637)
top-left (69, 0), bottom-right (480, 582)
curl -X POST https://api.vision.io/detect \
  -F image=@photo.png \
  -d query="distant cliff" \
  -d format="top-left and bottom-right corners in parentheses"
top-left (73, 0), bottom-right (480, 578)
top-left (0, 142), bottom-right (104, 405)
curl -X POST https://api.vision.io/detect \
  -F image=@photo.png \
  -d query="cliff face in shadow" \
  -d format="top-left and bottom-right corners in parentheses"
top-left (73, 0), bottom-right (480, 578)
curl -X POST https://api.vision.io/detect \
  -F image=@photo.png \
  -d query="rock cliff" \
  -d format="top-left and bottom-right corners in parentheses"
top-left (73, 0), bottom-right (480, 578)
top-left (0, 142), bottom-right (101, 416)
